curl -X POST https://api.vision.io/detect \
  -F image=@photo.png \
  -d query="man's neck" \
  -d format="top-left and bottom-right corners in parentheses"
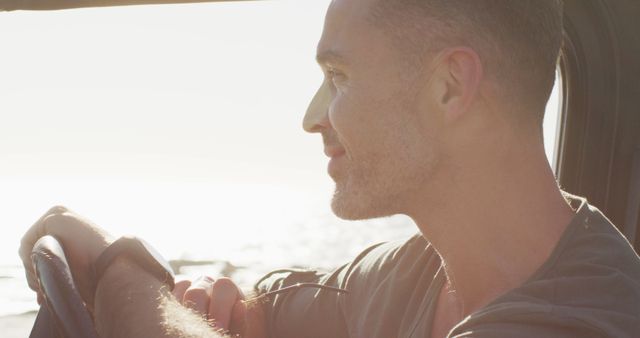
top-left (409, 137), bottom-right (575, 316)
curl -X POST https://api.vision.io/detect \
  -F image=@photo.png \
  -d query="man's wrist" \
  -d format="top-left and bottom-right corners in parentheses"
top-left (95, 256), bottom-right (165, 305)
top-left (94, 256), bottom-right (167, 337)
top-left (98, 256), bottom-right (164, 291)
top-left (92, 236), bottom-right (175, 300)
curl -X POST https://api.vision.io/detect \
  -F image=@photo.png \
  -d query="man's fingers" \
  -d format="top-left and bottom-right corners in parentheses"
top-left (19, 205), bottom-right (112, 310)
top-left (229, 299), bottom-right (247, 335)
top-left (183, 276), bottom-right (214, 316)
top-left (19, 205), bottom-right (69, 263)
top-left (236, 299), bottom-right (267, 338)
top-left (172, 279), bottom-right (191, 301)
top-left (19, 206), bottom-right (69, 292)
top-left (208, 277), bottom-right (242, 332)
top-left (177, 276), bottom-right (245, 333)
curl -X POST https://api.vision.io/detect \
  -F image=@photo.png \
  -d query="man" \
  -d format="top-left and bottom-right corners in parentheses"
top-left (20, 0), bottom-right (640, 337)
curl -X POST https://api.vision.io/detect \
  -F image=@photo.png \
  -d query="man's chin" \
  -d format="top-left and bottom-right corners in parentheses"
top-left (330, 188), bottom-right (392, 221)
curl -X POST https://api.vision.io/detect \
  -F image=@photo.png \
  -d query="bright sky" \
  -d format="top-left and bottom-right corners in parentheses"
top-left (0, 0), bottom-right (336, 266)
top-left (0, 0), bottom-right (560, 266)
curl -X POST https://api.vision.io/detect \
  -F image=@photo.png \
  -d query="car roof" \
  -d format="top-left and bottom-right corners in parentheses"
top-left (1, 0), bottom-right (251, 11)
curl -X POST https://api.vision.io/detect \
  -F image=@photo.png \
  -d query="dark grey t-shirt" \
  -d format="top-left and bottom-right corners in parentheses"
top-left (255, 196), bottom-right (640, 337)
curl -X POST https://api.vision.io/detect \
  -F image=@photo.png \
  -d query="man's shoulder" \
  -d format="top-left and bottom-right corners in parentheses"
top-left (450, 198), bottom-right (640, 338)
top-left (547, 200), bottom-right (640, 288)
top-left (345, 233), bottom-right (434, 276)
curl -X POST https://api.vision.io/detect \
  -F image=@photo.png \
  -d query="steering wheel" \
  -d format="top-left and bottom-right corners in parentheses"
top-left (29, 236), bottom-right (99, 338)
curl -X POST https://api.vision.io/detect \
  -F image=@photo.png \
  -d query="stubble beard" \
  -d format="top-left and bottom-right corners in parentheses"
top-left (330, 75), bottom-right (437, 221)
top-left (330, 145), bottom-right (435, 221)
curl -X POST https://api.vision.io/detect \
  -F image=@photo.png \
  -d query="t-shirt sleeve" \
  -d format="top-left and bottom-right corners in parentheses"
top-left (252, 236), bottom-right (430, 338)
top-left (252, 241), bottom-right (391, 338)
top-left (253, 265), bottom-right (351, 338)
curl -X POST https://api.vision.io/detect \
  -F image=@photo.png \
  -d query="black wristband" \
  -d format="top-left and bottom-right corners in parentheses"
top-left (92, 236), bottom-right (175, 297)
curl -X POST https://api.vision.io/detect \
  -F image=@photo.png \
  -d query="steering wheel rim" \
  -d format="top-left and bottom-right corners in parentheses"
top-left (29, 236), bottom-right (99, 338)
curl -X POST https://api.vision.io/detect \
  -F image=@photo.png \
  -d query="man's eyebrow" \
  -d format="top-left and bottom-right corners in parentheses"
top-left (316, 50), bottom-right (348, 66)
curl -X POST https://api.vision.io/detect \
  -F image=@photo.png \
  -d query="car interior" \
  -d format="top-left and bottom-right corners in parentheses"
top-left (2, 0), bottom-right (639, 337)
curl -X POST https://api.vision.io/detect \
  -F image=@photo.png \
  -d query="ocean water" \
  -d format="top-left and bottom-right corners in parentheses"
top-left (0, 266), bottom-right (37, 318)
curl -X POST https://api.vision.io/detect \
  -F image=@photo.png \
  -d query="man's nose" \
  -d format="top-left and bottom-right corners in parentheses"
top-left (303, 81), bottom-right (331, 133)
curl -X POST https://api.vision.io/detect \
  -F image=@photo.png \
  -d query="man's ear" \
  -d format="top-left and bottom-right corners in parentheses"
top-left (431, 47), bottom-right (483, 122)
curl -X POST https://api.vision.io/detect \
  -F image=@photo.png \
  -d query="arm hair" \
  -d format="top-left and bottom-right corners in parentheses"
top-left (94, 257), bottom-right (228, 338)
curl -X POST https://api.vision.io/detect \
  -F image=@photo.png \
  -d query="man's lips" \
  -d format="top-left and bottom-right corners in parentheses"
top-left (326, 146), bottom-right (346, 178)
top-left (324, 146), bottom-right (346, 158)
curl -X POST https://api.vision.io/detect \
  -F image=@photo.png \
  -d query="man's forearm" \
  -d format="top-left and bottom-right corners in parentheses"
top-left (94, 257), bottom-right (226, 338)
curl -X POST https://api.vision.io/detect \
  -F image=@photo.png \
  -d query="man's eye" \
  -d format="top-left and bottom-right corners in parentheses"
top-left (327, 68), bottom-right (345, 82)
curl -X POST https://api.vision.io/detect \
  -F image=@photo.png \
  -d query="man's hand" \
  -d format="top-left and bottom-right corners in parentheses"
top-left (20, 206), bottom-right (267, 338)
top-left (173, 276), bottom-right (266, 338)
top-left (19, 206), bottom-right (114, 309)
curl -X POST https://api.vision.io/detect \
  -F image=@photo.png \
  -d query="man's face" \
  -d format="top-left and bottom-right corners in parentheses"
top-left (304, 0), bottom-right (443, 220)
